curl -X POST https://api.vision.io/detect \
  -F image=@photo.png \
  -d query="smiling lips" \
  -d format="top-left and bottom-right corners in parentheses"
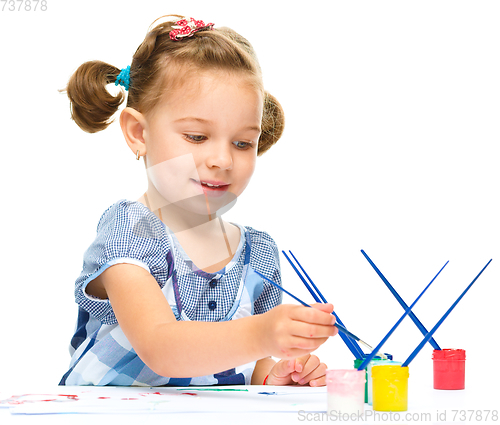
top-left (192, 179), bottom-right (230, 196)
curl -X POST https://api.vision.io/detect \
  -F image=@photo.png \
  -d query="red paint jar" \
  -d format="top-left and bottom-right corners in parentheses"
top-left (433, 349), bottom-right (465, 390)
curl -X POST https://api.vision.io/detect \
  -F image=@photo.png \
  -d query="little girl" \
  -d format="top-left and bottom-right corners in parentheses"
top-left (60, 15), bottom-right (337, 387)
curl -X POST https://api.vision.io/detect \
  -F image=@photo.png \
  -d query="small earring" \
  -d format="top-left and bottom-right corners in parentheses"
top-left (136, 150), bottom-right (141, 160)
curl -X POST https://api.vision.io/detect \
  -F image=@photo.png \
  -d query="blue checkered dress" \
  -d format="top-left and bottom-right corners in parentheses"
top-left (60, 200), bottom-right (282, 386)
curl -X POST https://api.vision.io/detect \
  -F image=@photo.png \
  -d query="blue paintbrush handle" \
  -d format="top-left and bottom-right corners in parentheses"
top-left (254, 271), bottom-right (363, 344)
top-left (361, 249), bottom-right (441, 350)
top-left (286, 251), bottom-right (327, 303)
top-left (283, 250), bottom-right (365, 359)
top-left (357, 260), bottom-right (448, 370)
top-left (402, 259), bottom-right (492, 367)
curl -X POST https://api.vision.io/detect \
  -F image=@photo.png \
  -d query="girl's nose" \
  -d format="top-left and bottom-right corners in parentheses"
top-left (206, 143), bottom-right (233, 170)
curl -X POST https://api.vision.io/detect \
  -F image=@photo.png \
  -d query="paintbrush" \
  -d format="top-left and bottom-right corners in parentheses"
top-left (283, 250), bottom-right (365, 359)
top-left (357, 260), bottom-right (449, 370)
top-left (361, 249), bottom-right (442, 350)
top-left (402, 259), bottom-right (492, 367)
top-left (254, 271), bottom-right (376, 353)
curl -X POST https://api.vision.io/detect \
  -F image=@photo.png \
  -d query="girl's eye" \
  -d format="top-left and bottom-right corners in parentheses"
top-left (185, 134), bottom-right (206, 143)
top-left (233, 141), bottom-right (253, 149)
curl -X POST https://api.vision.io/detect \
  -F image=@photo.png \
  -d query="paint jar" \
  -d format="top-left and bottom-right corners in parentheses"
top-left (367, 360), bottom-right (402, 405)
top-left (433, 349), bottom-right (465, 390)
top-left (327, 369), bottom-right (365, 415)
top-left (354, 353), bottom-right (392, 403)
top-left (371, 364), bottom-right (409, 411)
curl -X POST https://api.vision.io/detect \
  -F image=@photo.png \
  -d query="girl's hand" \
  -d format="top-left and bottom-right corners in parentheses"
top-left (260, 303), bottom-right (338, 359)
top-left (265, 354), bottom-right (328, 387)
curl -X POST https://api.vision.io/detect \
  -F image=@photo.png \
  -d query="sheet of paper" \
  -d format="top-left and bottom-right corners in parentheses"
top-left (1, 386), bottom-right (327, 415)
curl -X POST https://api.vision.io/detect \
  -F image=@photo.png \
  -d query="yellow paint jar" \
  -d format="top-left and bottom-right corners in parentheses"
top-left (371, 364), bottom-right (409, 411)
top-left (367, 360), bottom-right (402, 405)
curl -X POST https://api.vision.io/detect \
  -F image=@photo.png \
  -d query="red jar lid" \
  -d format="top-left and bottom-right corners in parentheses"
top-left (433, 348), bottom-right (466, 360)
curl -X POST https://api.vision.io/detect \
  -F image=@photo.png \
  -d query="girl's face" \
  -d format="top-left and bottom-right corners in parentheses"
top-left (143, 71), bottom-right (263, 216)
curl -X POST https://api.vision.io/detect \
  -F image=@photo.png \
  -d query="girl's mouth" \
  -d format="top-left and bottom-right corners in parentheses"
top-left (192, 179), bottom-right (230, 196)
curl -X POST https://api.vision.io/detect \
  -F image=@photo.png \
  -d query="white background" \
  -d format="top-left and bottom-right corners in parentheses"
top-left (0, 0), bottom-right (498, 402)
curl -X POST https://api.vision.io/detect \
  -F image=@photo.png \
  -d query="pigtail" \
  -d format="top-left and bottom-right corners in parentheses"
top-left (258, 92), bottom-right (285, 155)
top-left (64, 61), bottom-right (126, 133)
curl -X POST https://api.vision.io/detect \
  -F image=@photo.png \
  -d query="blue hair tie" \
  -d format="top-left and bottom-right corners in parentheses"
top-left (115, 65), bottom-right (131, 91)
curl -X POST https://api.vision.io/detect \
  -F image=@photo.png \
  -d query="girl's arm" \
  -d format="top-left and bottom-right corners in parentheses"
top-left (92, 263), bottom-right (336, 379)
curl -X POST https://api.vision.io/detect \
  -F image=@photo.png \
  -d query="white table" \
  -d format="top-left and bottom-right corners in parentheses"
top-left (1, 376), bottom-right (497, 425)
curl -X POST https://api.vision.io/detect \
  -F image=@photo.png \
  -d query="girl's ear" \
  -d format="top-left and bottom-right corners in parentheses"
top-left (120, 107), bottom-right (148, 157)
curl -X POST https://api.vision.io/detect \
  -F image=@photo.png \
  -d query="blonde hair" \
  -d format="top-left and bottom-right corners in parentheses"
top-left (64, 15), bottom-right (284, 155)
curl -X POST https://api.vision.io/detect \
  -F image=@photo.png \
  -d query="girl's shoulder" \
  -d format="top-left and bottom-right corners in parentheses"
top-left (96, 199), bottom-right (165, 240)
top-left (241, 225), bottom-right (279, 265)
top-left (243, 226), bottom-right (277, 247)
top-left (97, 199), bottom-right (151, 224)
